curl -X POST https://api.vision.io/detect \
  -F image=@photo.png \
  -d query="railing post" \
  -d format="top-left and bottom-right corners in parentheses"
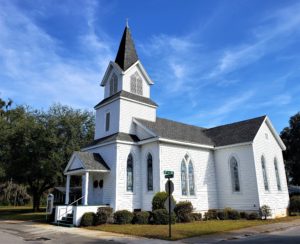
top-left (84, 172), bottom-right (89, 206)
top-left (65, 174), bottom-right (70, 204)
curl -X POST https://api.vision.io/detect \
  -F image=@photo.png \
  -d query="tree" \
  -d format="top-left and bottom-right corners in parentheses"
top-left (2, 104), bottom-right (94, 211)
top-left (281, 112), bottom-right (300, 185)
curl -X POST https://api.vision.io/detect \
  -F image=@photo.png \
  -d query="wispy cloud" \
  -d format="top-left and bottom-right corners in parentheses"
top-left (0, 0), bottom-right (113, 109)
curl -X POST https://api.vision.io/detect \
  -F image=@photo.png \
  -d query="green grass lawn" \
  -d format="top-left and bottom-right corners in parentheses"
top-left (87, 216), bottom-right (300, 240)
top-left (0, 206), bottom-right (47, 221)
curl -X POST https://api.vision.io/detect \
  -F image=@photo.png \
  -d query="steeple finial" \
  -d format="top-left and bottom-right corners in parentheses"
top-left (126, 18), bottom-right (129, 28)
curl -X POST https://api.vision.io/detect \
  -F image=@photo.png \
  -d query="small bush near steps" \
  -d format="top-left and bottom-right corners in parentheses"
top-left (132, 211), bottom-right (150, 224)
top-left (95, 207), bottom-right (113, 225)
top-left (174, 201), bottom-right (194, 223)
top-left (80, 212), bottom-right (96, 226)
top-left (114, 210), bottom-right (134, 224)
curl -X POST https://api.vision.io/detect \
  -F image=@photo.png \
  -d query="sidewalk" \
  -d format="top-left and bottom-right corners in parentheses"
top-left (181, 218), bottom-right (300, 243)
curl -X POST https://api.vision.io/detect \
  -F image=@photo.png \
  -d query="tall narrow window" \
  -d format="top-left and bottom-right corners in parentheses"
top-left (181, 161), bottom-right (187, 195)
top-left (105, 112), bottom-right (110, 131)
top-left (109, 73), bottom-right (118, 96)
top-left (274, 158), bottom-right (281, 191)
top-left (130, 72), bottom-right (143, 95)
top-left (230, 157), bottom-right (240, 192)
top-left (261, 156), bottom-right (269, 191)
top-left (127, 154), bottom-right (133, 192)
top-left (188, 161), bottom-right (195, 195)
top-left (147, 153), bottom-right (153, 191)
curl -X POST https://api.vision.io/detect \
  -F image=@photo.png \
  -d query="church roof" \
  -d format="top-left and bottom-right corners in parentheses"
top-left (84, 132), bottom-right (140, 148)
top-left (74, 151), bottom-right (110, 171)
top-left (94, 90), bottom-right (158, 108)
top-left (136, 116), bottom-right (266, 147)
top-left (136, 117), bottom-right (214, 146)
top-left (115, 26), bottom-right (139, 71)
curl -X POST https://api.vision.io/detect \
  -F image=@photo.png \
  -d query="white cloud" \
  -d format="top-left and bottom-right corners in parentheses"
top-left (0, 0), bottom-right (113, 109)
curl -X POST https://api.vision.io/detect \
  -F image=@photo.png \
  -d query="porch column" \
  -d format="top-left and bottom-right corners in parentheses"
top-left (84, 172), bottom-right (89, 205)
top-left (65, 174), bottom-right (70, 204)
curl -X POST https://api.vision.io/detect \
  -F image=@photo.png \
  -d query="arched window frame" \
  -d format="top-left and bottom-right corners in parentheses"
top-left (229, 156), bottom-right (241, 192)
top-left (130, 72), bottom-right (143, 95)
top-left (109, 73), bottom-right (118, 96)
top-left (261, 155), bottom-right (269, 191)
top-left (181, 154), bottom-right (195, 196)
top-left (147, 153), bottom-right (153, 191)
top-left (127, 153), bottom-right (134, 192)
top-left (274, 157), bottom-right (282, 191)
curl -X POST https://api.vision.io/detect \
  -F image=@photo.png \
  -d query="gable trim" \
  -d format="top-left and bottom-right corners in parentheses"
top-left (64, 152), bottom-right (85, 174)
top-left (263, 117), bottom-right (286, 150)
top-left (101, 62), bottom-right (123, 87)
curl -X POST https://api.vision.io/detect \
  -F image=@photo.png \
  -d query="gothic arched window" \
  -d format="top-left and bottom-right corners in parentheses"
top-left (127, 154), bottom-right (133, 192)
top-left (130, 72), bottom-right (143, 95)
top-left (181, 160), bottom-right (187, 195)
top-left (274, 158), bottom-right (281, 191)
top-left (230, 157), bottom-right (240, 192)
top-left (109, 73), bottom-right (118, 96)
top-left (188, 161), bottom-right (195, 195)
top-left (261, 156), bottom-right (269, 191)
top-left (147, 153), bottom-right (153, 191)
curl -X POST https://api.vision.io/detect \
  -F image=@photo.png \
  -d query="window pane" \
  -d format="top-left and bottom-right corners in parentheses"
top-left (230, 157), bottom-right (240, 192)
top-left (181, 161), bottom-right (187, 195)
top-left (261, 156), bottom-right (269, 191)
top-left (127, 154), bottom-right (133, 191)
top-left (147, 154), bottom-right (153, 191)
top-left (188, 161), bottom-right (195, 195)
top-left (130, 75), bottom-right (137, 94)
top-left (274, 159), bottom-right (281, 191)
top-left (136, 77), bottom-right (143, 95)
top-left (105, 113), bottom-right (110, 131)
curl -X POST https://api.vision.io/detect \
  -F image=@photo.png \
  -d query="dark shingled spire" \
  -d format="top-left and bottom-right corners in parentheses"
top-left (115, 26), bottom-right (139, 71)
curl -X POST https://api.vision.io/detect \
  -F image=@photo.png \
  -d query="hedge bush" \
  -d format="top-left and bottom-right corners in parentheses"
top-left (132, 211), bottom-right (150, 224)
top-left (223, 208), bottom-right (240, 220)
top-left (217, 211), bottom-right (225, 220)
top-left (240, 212), bottom-right (248, 219)
top-left (204, 209), bottom-right (218, 220)
top-left (174, 201), bottom-right (193, 223)
top-left (114, 210), bottom-right (134, 224)
top-left (152, 192), bottom-right (175, 211)
top-left (191, 212), bottom-right (202, 221)
top-left (95, 207), bottom-right (113, 225)
top-left (247, 212), bottom-right (259, 220)
top-left (260, 205), bottom-right (272, 220)
top-left (289, 196), bottom-right (300, 214)
top-left (152, 209), bottom-right (176, 225)
top-left (80, 212), bottom-right (96, 226)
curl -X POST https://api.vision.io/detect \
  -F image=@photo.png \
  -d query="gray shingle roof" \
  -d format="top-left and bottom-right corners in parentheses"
top-left (94, 90), bottom-right (158, 108)
top-left (204, 116), bottom-right (266, 147)
top-left (84, 132), bottom-right (140, 148)
top-left (136, 116), bottom-right (266, 147)
top-left (115, 26), bottom-right (139, 71)
top-left (75, 151), bottom-right (110, 171)
top-left (136, 117), bottom-right (214, 146)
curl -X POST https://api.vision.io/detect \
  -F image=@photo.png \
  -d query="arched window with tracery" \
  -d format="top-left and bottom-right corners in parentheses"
top-left (109, 73), bottom-right (118, 96)
top-left (181, 154), bottom-right (195, 196)
top-left (274, 158), bottom-right (281, 191)
top-left (261, 156), bottom-right (269, 191)
top-left (188, 161), bottom-right (195, 195)
top-left (230, 156), bottom-right (240, 192)
top-left (130, 72), bottom-right (143, 95)
top-left (127, 154), bottom-right (133, 192)
top-left (181, 160), bottom-right (187, 195)
top-left (147, 153), bottom-right (153, 191)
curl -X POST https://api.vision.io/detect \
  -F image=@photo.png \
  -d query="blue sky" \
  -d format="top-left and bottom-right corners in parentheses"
top-left (0, 0), bottom-right (299, 132)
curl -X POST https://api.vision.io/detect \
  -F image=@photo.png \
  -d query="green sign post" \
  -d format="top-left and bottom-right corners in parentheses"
top-left (164, 170), bottom-right (174, 238)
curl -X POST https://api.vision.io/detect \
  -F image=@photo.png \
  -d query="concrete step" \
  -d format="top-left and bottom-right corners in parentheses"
top-left (51, 221), bottom-right (74, 228)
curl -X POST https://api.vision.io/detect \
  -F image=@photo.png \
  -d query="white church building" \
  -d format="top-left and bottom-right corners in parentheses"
top-left (55, 26), bottom-right (289, 226)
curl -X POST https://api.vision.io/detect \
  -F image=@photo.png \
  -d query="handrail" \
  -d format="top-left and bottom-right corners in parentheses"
top-left (57, 195), bottom-right (85, 226)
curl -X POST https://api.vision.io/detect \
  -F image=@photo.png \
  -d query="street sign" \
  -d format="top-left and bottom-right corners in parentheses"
top-left (164, 170), bottom-right (174, 179)
top-left (165, 180), bottom-right (174, 194)
top-left (164, 196), bottom-right (176, 212)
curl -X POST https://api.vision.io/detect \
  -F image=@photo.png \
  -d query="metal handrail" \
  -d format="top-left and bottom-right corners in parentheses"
top-left (57, 195), bottom-right (85, 226)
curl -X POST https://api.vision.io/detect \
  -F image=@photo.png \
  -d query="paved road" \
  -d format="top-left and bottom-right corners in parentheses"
top-left (223, 226), bottom-right (300, 243)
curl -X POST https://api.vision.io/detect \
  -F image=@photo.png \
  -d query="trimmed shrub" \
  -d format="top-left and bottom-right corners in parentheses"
top-left (240, 212), bottom-right (249, 219)
top-left (204, 209), bottom-right (218, 220)
top-left (223, 208), bottom-right (240, 220)
top-left (174, 201), bottom-right (193, 223)
top-left (260, 205), bottom-right (272, 220)
top-left (152, 209), bottom-right (176, 225)
top-left (247, 212), bottom-right (259, 220)
top-left (217, 211), bottom-right (225, 220)
top-left (289, 196), bottom-right (300, 214)
top-left (152, 191), bottom-right (175, 211)
top-left (95, 207), bottom-right (113, 225)
top-left (132, 211), bottom-right (150, 224)
top-left (80, 212), bottom-right (96, 226)
top-left (114, 210), bottom-right (134, 224)
top-left (191, 213), bottom-right (202, 221)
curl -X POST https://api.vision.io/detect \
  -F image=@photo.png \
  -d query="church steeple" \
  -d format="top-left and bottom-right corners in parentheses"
top-left (115, 26), bottom-right (139, 71)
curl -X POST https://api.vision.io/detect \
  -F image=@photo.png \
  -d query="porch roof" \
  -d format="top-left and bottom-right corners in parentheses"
top-left (64, 151), bottom-right (110, 175)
